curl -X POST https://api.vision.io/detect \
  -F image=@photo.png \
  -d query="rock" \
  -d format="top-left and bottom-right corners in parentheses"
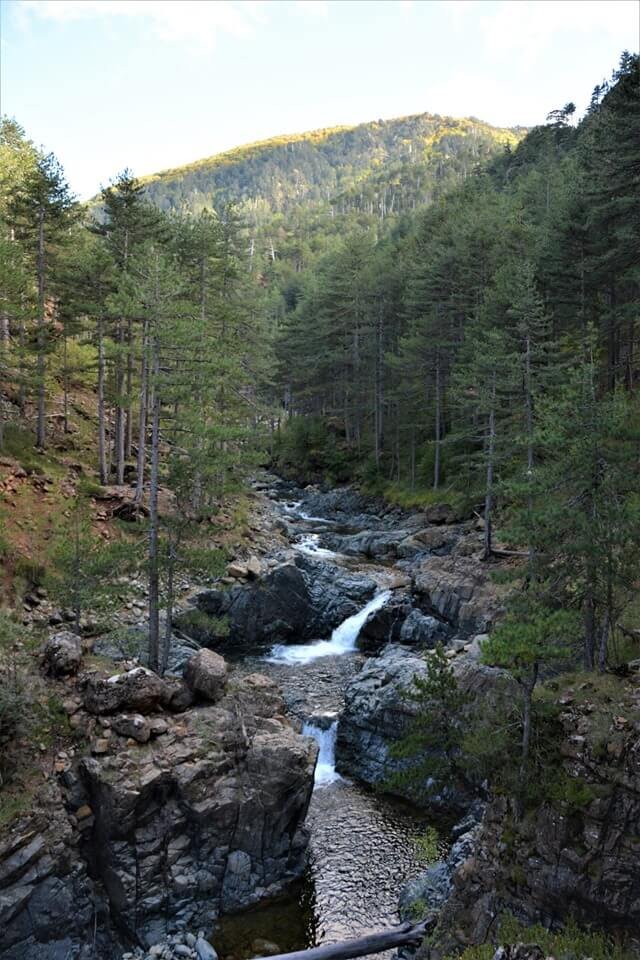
top-left (183, 559), bottom-right (377, 652)
top-left (112, 714), bottom-right (151, 743)
top-left (162, 679), bottom-right (195, 713)
top-left (357, 597), bottom-right (411, 652)
top-left (227, 561), bottom-right (249, 579)
top-left (42, 631), bottom-right (82, 676)
top-left (91, 738), bottom-right (109, 755)
top-left (423, 503), bottom-right (459, 525)
top-left (251, 938), bottom-right (280, 956)
top-left (75, 672), bottom-right (317, 944)
top-left (246, 555), bottom-right (263, 579)
top-left (195, 938), bottom-right (218, 960)
top-left (337, 646), bottom-right (514, 809)
top-left (83, 667), bottom-right (166, 715)
top-left (413, 555), bottom-right (505, 636)
top-left (183, 650), bottom-right (227, 703)
top-left (0, 782), bottom-right (121, 959)
top-left (148, 717), bottom-right (169, 737)
top-left (399, 609), bottom-right (448, 648)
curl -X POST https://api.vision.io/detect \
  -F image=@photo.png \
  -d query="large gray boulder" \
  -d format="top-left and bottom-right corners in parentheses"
top-left (336, 646), bottom-right (514, 809)
top-left (42, 631), bottom-right (82, 676)
top-left (83, 667), bottom-right (166, 715)
top-left (79, 672), bottom-right (317, 943)
top-left (183, 649), bottom-right (227, 703)
top-left (182, 559), bottom-right (377, 652)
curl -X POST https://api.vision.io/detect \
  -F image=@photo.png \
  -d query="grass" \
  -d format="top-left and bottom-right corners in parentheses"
top-left (447, 916), bottom-right (633, 960)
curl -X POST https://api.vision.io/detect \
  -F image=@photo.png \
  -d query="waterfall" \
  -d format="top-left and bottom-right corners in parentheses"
top-left (303, 720), bottom-right (341, 785)
top-left (267, 590), bottom-right (391, 665)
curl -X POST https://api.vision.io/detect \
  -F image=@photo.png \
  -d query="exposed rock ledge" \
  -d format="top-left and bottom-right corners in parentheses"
top-left (0, 670), bottom-right (317, 959)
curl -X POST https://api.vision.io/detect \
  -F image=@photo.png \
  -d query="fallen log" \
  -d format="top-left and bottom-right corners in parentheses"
top-left (251, 919), bottom-right (436, 960)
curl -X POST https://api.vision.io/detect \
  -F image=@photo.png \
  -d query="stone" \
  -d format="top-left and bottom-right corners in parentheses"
top-left (195, 938), bottom-right (218, 960)
top-left (227, 561), bottom-right (249, 579)
top-left (42, 631), bottom-right (82, 676)
top-left (91, 738), bottom-right (109, 755)
top-left (399, 609), bottom-right (448, 648)
top-left (83, 667), bottom-right (166, 715)
top-left (183, 650), bottom-right (227, 703)
top-left (424, 503), bottom-right (459, 525)
top-left (251, 938), bottom-right (280, 956)
top-left (182, 559), bottom-right (377, 652)
top-left (112, 714), bottom-right (151, 743)
top-left (72, 673), bottom-right (317, 945)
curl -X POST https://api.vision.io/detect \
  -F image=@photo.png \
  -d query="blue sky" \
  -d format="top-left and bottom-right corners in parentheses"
top-left (2, 0), bottom-right (638, 198)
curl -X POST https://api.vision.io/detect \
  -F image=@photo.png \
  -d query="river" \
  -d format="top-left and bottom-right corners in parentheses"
top-left (213, 488), bottom-right (441, 960)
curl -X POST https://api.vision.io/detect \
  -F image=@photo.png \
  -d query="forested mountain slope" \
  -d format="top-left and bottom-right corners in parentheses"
top-left (141, 112), bottom-right (523, 222)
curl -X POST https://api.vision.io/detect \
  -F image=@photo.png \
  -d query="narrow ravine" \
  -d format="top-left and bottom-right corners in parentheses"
top-left (214, 487), bottom-right (438, 959)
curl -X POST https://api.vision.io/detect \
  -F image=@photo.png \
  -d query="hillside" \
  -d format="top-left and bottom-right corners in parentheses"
top-left (140, 112), bottom-right (524, 222)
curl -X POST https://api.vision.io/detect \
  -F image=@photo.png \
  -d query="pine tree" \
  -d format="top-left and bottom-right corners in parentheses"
top-left (9, 152), bottom-right (76, 448)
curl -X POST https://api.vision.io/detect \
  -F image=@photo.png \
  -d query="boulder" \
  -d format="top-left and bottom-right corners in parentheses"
top-left (357, 597), bottom-right (411, 653)
top-left (399, 609), bottom-right (449, 648)
top-left (184, 559), bottom-right (377, 652)
top-left (336, 646), bottom-right (514, 809)
top-left (78, 674), bottom-right (317, 943)
top-left (83, 667), bottom-right (166, 715)
top-left (413, 555), bottom-right (506, 636)
top-left (423, 503), bottom-right (460, 525)
top-left (183, 649), bottom-right (227, 703)
top-left (42, 631), bottom-right (82, 676)
top-left (112, 713), bottom-right (151, 743)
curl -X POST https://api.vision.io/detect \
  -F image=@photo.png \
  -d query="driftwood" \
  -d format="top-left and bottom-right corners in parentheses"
top-left (251, 919), bottom-right (436, 960)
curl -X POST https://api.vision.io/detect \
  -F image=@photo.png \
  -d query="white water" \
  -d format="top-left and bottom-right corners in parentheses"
top-left (295, 533), bottom-right (340, 560)
top-left (266, 590), bottom-right (391, 665)
top-left (303, 719), bottom-right (342, 785)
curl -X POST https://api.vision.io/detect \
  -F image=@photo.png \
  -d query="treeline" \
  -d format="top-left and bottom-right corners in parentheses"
top-left (274, 52), bottom-right (640, 675)
top-left (0, 124), bottom-right (270, 670)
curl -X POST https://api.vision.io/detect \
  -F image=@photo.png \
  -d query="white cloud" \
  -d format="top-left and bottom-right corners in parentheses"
top-left (19, 0), bottom-right (269, 48)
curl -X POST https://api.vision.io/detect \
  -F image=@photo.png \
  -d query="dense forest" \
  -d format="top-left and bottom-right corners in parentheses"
top-left (272, 51), bottom-right (640, 674)
top-left (0, 44), bottom-right (639, 960)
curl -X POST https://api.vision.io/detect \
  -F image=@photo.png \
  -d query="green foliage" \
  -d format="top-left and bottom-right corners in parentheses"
top-left (387, 644), bottom-right (469, 801)
top-left (0, 614), bottom-right (29, 775)
top-left (414, 825), bottom-right (440, 865)
top-left (448, 915), bottom-right (632, 960)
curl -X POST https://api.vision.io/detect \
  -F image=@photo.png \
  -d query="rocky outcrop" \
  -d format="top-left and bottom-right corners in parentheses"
top-left (79, 671), bottom-right (317, 945)
top-left (413, 555), bottom-right (506, 636)
top-left (0, 667), bottom-right (317, 958)
top-left (422, 682), bottom-right (640, 958)
top-left (182, 559), bottom-right (377, 653)
top-left (336, 645), bottom-right (514, 808)
top-left (0, 781), bottom-right (120, 960)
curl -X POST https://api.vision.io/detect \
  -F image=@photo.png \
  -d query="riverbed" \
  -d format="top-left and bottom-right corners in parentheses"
top-left (213, 488), bottom-right (441, 959)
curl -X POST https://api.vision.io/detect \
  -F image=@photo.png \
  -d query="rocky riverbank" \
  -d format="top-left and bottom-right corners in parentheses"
top-left (2, 475), bottom-right (639, 959)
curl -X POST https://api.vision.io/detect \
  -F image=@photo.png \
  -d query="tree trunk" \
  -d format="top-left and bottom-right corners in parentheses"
top-left (518, 662), bottom-right (538, 796)
top-left (433, 351), bottom-right (441, 491)
top-left (253, 921), bottom-right (434, 960)
top-left (483, 374), bottom-right (496, 560)
top-left (36, 206), bottom-right (46, 449)
top-left (134, 320), bottom-right (149, 508)
top-left (147, 327), bottom-right (161, 674)
top-left (161, 534), bottom-right (175, 676)
top-left (114, 319), bottom-right (125, 484)
top-left (125, 316), bottom-right (133, 459)
top-left (97, 315), bottom-right (108, 485)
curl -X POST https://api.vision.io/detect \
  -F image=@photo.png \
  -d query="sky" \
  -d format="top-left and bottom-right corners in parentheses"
top-left (1, 0), bottom-right (638, 199)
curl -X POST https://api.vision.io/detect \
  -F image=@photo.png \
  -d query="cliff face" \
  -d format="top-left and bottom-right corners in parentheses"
top-left (423, 674), bottom-right (640, 957)
top-left (0, 669), bottom-right (317, 958)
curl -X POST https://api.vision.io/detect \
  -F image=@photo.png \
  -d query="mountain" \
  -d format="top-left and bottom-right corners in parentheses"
top-left (140, 112), bottom-right (525, 224)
